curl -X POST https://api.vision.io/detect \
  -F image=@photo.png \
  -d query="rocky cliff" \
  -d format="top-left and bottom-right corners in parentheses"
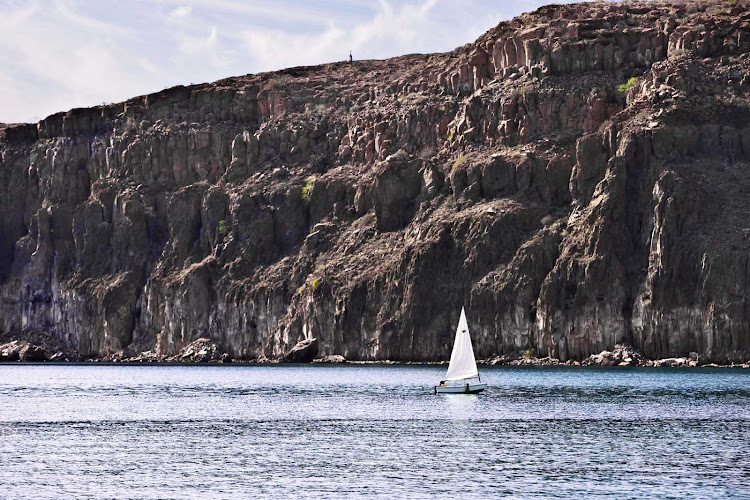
top-left (1, 0), bottom-right (750, 363)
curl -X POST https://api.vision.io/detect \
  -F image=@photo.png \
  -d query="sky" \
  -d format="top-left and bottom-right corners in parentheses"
top-left (0, 0), bottom-right (575, 124)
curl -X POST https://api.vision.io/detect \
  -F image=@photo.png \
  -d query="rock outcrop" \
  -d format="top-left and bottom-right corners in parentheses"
top-left (283, 338), bottom-right (319, 363)
top-left (1, 0), bottom-right (749, 363)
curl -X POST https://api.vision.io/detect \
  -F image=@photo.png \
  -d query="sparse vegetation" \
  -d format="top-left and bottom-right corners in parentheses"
top-left (523, 349), bottom-right (534, 358)
top-left (311, 277), bottom-right (321, 291)
top-left (617, 77), bottom-right (638, 96)
top-left (217, 219), bottom-right (228, 237)
top-left (398, 94), bottom-right (429, 106)
top-left (302, 175), bottom-right (316, 202)
top-left (451, 153), bottom-right (469, 172)
top-left (296, 284), bottom-right (306, 295)
top-left (447, 129), bottom-right (455, 141)
top-left (406, 63), bottom-right (423, 76)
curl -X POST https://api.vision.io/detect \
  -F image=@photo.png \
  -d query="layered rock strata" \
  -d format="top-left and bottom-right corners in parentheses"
top-left (1, 0), bottom-right (749, 363)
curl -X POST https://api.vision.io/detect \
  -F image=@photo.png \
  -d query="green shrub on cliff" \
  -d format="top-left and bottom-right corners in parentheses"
top-left (617, 77), bottom-right (638, 96)
top-left (217, 219), bottom-right (228, 238)
top-left (302, 175), bottom-right (316, 202)
top-left (451, 153), bottom-right (469, 172)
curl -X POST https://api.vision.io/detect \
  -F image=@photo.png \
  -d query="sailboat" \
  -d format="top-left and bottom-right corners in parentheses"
top-left (434, 307), bottom-right (487, 394)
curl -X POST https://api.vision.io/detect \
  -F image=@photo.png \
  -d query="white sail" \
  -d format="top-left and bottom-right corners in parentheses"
top-left (444, 307), bottom-right (479, 381)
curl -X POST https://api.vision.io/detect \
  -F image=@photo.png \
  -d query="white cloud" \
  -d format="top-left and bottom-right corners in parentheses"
top-left (0, 0), bottom-right (578, 123)
top-left (0, 2), bottom-right (161, 120)
top-left (169, 5), bottom-right (192, 19)
top-left (158, 0), bottom-right (357, 28)
top-left (139, 57), bottom-right (159, 74)
top-left (177, 26), bottom-right (218, 55)
top-left (54, 0), bottom-right (131, 37)
top-left (237, 0), bottom-right (474, 72)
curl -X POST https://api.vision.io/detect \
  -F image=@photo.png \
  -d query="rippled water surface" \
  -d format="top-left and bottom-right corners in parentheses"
top-left (1, 364), bottom-right (748, 499)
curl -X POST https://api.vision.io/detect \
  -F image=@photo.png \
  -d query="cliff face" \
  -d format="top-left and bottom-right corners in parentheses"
top-left (1, 0), bottom-right (750, 363)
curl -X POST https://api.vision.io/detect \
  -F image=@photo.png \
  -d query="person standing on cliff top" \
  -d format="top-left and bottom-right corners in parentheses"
top-left (349, 51), bottom-right (353, 64)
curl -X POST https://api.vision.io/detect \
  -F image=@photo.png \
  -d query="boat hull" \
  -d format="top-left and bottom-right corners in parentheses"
top-left (434, 383), bottom-right (487, 394)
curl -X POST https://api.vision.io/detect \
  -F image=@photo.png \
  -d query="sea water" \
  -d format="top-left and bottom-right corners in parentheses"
top-left (0, 364), bottom-right (747, 499)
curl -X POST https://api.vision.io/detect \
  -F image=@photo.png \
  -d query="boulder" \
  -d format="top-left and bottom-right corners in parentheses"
top-left (583, 344), bottom-right (645, 366)
top-left (283, 338), bottom-right (319, 363)
top-left (177, 338), bottom-right (220, 362)
top-left (313, 354), bottom-right (346, 364)
top-left (19, 344), bottom-right (47, 362)
top-left (0, 341), bottom-right (23, 361)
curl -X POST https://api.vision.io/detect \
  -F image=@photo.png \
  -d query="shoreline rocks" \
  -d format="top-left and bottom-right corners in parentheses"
top-left (1, 340), bottom-right (48, 362)
top-left (313, 354), bottom-right (347, 364)
top-left (0, 336), bottom-right (746, 368)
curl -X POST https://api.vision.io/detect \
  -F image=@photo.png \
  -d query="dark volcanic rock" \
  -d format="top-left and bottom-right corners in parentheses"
top-left (371, 153), bottom-right (423, 231)
top-left (283, 338), bottom-right (319, 363)
top-left (1, 0), bottom-right (749, 363)
top-left (0, 333), bottom-right (70, 362)
top-left (19, 344), bottom-right (47, 362)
